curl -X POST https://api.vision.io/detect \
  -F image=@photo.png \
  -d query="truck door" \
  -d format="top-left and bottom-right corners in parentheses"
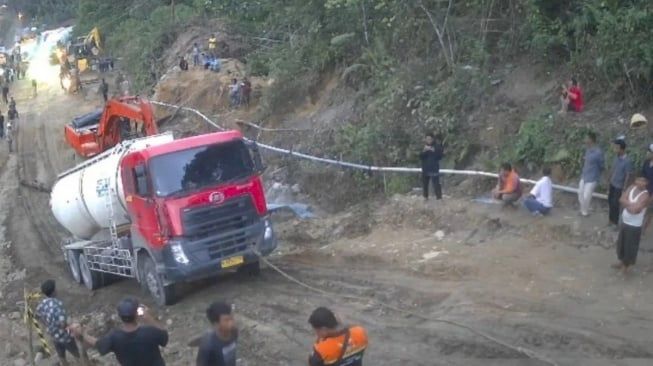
top-left (123, 161), bottom-right (162, 248)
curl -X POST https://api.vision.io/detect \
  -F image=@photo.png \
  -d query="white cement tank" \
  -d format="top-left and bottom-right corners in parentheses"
top-left (50, 133), bottom-right (174, 239)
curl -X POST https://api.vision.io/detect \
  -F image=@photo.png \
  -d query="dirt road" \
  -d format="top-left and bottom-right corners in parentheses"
top-left (1, 76), bottom-right (653, 366)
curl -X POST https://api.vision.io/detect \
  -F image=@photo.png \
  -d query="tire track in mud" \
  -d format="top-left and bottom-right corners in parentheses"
top-left (8, 87), bottom-right (87, 293)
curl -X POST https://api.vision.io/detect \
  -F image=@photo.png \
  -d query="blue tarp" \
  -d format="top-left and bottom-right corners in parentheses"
top-left (267, 203), bottom-right (314, 219)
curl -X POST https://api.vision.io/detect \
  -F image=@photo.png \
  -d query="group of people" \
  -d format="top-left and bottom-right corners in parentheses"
top-left (35, 279), bottom-right (368, 366)
top-left (181, 37), bottom-right (222, 72)
top-left (420, 124), bottom-right (653, 274)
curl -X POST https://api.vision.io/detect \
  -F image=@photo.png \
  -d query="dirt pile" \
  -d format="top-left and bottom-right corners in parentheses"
top-left (152, 58), bottom-right (270, 136)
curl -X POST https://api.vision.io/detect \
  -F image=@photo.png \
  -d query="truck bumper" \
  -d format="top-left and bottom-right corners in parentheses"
top-left (157, 218), bottom-right (277, 284)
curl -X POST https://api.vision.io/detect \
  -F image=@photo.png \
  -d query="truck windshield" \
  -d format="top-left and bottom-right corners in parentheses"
top-left (149, 140), bottom-right (255, 197)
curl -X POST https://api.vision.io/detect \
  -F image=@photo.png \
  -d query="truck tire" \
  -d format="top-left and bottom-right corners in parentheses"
top-left (79, 253), bottom-right (104, 290)
top-left (141, 256), bottom-right (176, 306)
top-left (66, 249), bottom-right (83, 284)
top-left (238, 261), bottom-right (261, 276)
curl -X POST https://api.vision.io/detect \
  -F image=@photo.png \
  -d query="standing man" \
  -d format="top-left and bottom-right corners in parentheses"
top-left (192, 42), bottom-right (201, 67)
top-left (70, 297), bottom-right (168, 366)
top-left (523, 166), bottom-right (553, 216)
top-left (35, 280), bottom-right (80, 366)
top-left (100, 78), bottom-right (109, 102)
top-left (208, 34), bottom-right (218, 57)
top-left (0, 112), bottom-right (4, 139)
top-left (614, 176), bottom-right (649, 274)
top-left (229, 78), bottom-right (240, 108)
top-left (308, 307), bottom-right (368, 366)
top-left (419, 133), bottom-right (443, 200)
top-left (240, 77), bottom-right (252, 107)
top-left (196, 301), bottom-right (238, 366)
top-left (608, 139), bottom-right (632, 227)
top-left (2, 83), bottom-right (9, 104)
top-left (31, 79), bottom-right (37, 97)
top-left (578, 131), bottom-right (604, 217)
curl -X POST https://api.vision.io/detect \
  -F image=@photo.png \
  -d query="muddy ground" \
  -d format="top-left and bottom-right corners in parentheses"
top-left (0, 75), bottom-right (653, 366)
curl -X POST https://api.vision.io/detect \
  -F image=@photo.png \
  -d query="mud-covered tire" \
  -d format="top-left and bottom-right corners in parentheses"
top-left (79, 253), bottom-right (104, 290)
top-left (238, 261), bottom-right (261, 276)
top-left (66, 249), bottom-right (83, 284)
top-left (141, 256), bottom-right (176, 306)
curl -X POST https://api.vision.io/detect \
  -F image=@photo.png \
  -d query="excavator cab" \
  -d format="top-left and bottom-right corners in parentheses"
top-left (64, 96), bottom-right (159, 158)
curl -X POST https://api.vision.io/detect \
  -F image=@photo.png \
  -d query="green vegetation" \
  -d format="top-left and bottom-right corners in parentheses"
top-left (65, 0), bottom-right (653, 196)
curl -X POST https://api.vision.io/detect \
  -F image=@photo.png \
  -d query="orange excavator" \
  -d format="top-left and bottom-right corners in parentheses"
top-left (64, 96), bottom-right (158, 158)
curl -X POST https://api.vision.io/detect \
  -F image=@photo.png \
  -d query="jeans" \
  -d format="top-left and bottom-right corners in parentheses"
top-left (422, 173), bottom-right (442, 199)
top-left (578, 179), bottom-right (597, 215)
top-left (524, 197), bottom-right (551, 215)
top-left (608, 184), bottom-right (623, 225)
top-left (193, 54), bottom-right (200, 66)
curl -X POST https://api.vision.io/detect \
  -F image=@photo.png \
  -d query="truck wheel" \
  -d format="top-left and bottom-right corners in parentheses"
top-left (141, 256), bottom-right (176, 306)
top-left (79, 253), bottom-right (104, 290)
top-left (238, 261), bottom-right (261, 276)
top-left (66, 249), bottom-right (82, 284)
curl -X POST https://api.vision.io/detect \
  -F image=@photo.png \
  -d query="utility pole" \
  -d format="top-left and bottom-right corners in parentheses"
top-left (171, 0), bottom-right (176, 23)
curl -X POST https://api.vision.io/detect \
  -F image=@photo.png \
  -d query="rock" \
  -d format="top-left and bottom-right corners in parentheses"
top-left (9, 311), bottom-right (21, 320)
top-left (34, 351), bottom-right (44, 363)
top-left (13, 358), bottom-right (27, 366)
top-left (166, 319), bottom-right (173, 326)
top-left (434, 230), bottom-right (445, 240)
top-left (290, 183), bottom-right (301, 194)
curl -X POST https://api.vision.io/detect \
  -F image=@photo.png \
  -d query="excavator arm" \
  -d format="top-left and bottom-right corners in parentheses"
top-left (98, 97), bottom-right (158, 151)
top-left (64, 96), bottom-right (159, 158)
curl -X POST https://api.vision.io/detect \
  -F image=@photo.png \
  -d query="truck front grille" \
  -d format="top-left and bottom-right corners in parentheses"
top-left (181, 195), bottom-right (259, 260)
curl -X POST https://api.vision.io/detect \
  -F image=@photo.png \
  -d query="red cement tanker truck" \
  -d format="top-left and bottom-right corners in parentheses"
top-left (50, 131), bottom-right (277, 305)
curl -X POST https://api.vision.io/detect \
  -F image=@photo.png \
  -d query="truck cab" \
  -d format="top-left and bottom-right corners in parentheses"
top-left (120, 131), bottom-right (276, 304)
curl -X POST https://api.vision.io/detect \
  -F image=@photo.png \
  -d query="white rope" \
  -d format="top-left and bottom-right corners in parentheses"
top-left (151, 101), bottom-right (608, 200)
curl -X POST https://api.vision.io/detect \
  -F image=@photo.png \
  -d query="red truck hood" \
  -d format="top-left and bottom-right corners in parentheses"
top-left (162, 176), bottom-right (267, 237)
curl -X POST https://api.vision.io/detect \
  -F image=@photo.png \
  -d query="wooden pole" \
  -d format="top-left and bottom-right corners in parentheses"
top-left (171, 0), bottom-right (176, 22)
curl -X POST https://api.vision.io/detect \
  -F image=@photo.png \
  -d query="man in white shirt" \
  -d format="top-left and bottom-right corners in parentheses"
top-left (524, 167), bottom-right (553, 216)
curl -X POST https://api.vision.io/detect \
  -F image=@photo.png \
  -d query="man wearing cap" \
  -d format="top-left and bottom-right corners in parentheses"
top-left (640, 144), bottom-right (653, 230)
top-left (608, 139), bottom-right (632, 227)
top-left (70, 298), bottom-right (168, 366)
top-left (578, 131), bottom-right (604, 217)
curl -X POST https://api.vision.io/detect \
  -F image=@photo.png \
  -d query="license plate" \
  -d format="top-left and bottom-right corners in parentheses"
top-left (221, 256), bottom-right (244, 268)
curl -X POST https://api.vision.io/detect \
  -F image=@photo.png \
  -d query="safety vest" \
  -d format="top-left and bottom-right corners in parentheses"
top-left (309, 326), bottom-right (368, 366)
top-left (208, 37), bottom-right (217, 49)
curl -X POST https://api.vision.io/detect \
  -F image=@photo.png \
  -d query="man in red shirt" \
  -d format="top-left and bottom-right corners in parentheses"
top-left (560, 77), bottom-right (584, 113)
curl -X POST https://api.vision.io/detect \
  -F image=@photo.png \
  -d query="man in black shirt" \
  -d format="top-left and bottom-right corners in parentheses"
top-left (196, 301), bottom-right (238, 366)
top-left (419, 132), bottom-right (444, 200)
top-left (70, 298), bottom-right (168, 366)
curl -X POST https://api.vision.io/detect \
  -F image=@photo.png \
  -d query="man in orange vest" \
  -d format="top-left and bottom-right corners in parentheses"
top-left (308, 307), bottom-right (368, 366)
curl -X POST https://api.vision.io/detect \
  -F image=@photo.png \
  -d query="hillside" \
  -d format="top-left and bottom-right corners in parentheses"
top-left (63, 0), bottom-right (653, 208)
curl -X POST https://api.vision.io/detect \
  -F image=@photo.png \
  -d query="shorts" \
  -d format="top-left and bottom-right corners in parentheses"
top-left (54, 339), bottom-right (80, 359)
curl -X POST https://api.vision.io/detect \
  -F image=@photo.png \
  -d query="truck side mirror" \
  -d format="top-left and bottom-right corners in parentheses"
top-left (134, 164), bottom-right (150, 197)
top-left (246, 141), bottom-right (266, 174)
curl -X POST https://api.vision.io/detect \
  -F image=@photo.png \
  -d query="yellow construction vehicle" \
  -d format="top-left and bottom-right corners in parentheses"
top-left (67, 27), bottom-right (103, 73)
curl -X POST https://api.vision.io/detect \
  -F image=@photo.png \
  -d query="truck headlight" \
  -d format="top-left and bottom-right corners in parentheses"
top-left (264, 219), bottom-right (273, 241)
top-left (170, 242), bottom-right (189, 264)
